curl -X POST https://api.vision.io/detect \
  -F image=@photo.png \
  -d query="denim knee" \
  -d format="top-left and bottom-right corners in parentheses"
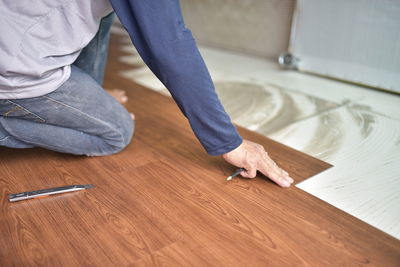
top-left (116, 115), bottom-right (135, 152)
top-left (90, 115), bottom-right (135, 156)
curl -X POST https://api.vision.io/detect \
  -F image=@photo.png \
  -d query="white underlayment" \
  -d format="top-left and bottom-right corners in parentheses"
top-left (111, 26), bottom-right (400, 240)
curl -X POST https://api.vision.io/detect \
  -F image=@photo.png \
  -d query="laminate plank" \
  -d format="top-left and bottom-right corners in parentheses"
top-left (117, 160), bottom-right (307, 266)
top-left (0, 144), bottom-right (179, 266)
top-left (131, 241), bottom-right (214, 267)
top-left (109, 153), bottom-right (400, 266)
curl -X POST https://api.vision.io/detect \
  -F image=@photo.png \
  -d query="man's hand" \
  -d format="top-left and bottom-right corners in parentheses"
top-left (222, 140), bottom-right (294, 187)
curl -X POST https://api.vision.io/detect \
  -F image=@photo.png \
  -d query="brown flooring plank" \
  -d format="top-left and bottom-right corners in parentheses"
top-left (131, 241), bottom-right (214, 267)
top-left (121, 160), bottom-right (307, 266)
top-left (0, 144), bottom-right (178, 266)
top-left (112, 146), bottom-right (399, 266)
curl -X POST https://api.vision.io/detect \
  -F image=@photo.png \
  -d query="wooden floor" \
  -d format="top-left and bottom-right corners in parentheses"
top-left (0, 34), bottom-right (399, 266)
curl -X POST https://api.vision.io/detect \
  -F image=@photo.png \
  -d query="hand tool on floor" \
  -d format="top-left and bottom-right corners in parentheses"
top-left (8, 184), bottom-right (95, 202)
top-left (226, 168), bottom-right (245, 181)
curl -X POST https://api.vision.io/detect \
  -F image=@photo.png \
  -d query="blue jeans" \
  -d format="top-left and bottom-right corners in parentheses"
top-left (0, 13), bottom-right (134, 156)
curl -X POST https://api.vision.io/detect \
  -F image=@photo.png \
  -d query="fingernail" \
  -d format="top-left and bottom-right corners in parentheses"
top-left (288, 177), bottom-right (294, 183)
top-left (283, 181), bottom-right (291, 187)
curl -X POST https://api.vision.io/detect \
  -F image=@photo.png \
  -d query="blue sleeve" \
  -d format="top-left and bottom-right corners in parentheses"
top-left (109, 0), bottom-right (243, 156)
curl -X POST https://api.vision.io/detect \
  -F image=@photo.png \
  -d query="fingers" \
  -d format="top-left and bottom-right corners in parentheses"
top-left (259, 152), bottom-right (294, 187)
top-left (240, 166), bottom-right (257, 179)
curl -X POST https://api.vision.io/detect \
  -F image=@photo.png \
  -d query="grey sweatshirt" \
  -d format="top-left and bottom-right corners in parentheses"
top-left (0, 0), bottom-right (112, 99)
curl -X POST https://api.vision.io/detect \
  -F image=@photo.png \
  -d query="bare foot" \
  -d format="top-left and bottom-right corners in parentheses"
top-left (106, 89), bottom-right (128, 104)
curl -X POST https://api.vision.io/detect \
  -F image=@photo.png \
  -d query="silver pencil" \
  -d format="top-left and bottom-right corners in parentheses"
top-left (226, 168), bottom-right (245, 181)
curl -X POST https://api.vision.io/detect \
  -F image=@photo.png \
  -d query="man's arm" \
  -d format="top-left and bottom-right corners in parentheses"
top-left (109, 0), bottom-right (242, 156)
top-left (109, 0), bottom-right (293, 187)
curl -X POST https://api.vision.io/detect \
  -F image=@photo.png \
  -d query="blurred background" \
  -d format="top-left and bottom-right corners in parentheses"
top-left (110, 0), bottom-right (400, 240)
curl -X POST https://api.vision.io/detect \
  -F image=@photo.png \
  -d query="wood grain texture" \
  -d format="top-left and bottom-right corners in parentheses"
top-left (0, 33), bottom-right (399, 266)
